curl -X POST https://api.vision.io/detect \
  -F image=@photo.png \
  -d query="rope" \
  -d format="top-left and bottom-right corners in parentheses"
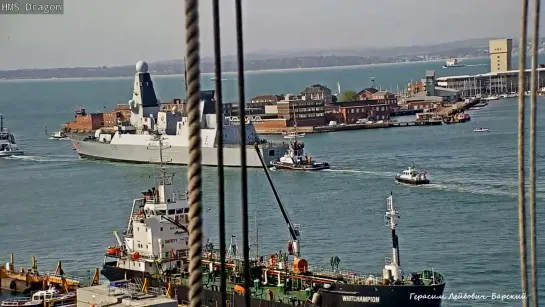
top-left (185, 0), bottom-right (203, 305)
top-left (517, 0), bottom-right (529, 306)
top-left (529, 0), bottom-right (540, 304)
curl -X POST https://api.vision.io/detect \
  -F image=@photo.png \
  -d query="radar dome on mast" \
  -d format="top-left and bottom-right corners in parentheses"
top-left (136, 61), bottom-right (149, 74)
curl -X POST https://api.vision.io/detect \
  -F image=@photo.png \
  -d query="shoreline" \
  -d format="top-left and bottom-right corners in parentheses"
top-left (0, 57), bottom-right (487, 83)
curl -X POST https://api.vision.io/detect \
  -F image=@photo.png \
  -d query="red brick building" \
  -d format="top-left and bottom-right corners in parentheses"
top-left (276, 94), bottom-right (325, 127)
top-left (405, 100), bottom-right (443, 111)
top-left (357, 88), bottom-right (397, 107)
top-left (333, 100), bottom-right (391, 124)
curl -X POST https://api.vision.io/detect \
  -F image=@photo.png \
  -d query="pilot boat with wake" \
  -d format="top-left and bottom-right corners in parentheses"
top-left (395, 165), bottom-right (430, 185)
top-left (99, 139), bottom-right (445, 307)
top-left (0, 115), bottom-right (24, 157)
top-left (271, 139), bottom-right (330, 171)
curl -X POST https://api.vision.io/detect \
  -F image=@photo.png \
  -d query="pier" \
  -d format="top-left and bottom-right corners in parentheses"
top-left (77, 280), bottom-right (177, 307)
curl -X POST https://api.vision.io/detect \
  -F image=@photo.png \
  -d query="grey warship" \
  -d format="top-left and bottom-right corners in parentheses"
top-left (70, 61), bottom-right (287, 167)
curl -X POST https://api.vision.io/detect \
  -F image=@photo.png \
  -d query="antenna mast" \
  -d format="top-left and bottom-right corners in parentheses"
top-left (0, 114), bottom-right (3, 131)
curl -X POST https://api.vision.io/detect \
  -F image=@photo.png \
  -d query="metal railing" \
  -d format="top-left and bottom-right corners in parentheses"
top-left (179, 0), bottom-right (542, 306)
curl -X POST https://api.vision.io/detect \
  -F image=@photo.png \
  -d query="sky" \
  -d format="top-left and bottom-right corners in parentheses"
top-left (0, 0), bottom-right (543, 70)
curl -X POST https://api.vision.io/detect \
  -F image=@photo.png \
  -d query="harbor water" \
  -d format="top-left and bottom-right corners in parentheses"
top-left (1, 60), bottom-right (544, 306)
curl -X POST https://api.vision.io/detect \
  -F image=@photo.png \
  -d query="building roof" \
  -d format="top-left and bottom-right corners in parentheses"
top-left (426, 70), bottom-right (436, 78)
top-left (357, 87), bottom-right (379, 95)
top-left (436, 67), bottom-right (545, 81)
top-left (301, 84), bottom-right (331, 93)
top-left (406, 95), bottom-right (443, 102)
top-left (434, 86), bottom-right (460, 94)
top-left (250, 94), bottom-right (282, 102)
top-left (373, 90), bottom-right (393, 96)
top-left (334, 100), bottom-right (385, 108)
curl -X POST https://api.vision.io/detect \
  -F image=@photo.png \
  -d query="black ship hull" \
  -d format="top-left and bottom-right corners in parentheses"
top-left (101, 264), bottom-right (444, 307)
top-left (395, 176), bottom-right (430, 185)
top-left (271, 161), bottom-right (330, 171)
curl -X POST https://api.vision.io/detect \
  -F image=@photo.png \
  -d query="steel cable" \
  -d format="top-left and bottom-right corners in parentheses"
top-left (517, 0), bottom-right (529, 306)
top-left (529, 0), bottom-right (540, 305)
top-left (185, 0), bottom-right (203, 306)
top-left (211, 0), bottom-right (227, 305)
top-left (234, 0), bottom-right (251, 305)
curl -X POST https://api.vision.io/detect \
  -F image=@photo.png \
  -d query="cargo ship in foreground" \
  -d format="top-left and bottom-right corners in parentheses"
top-left (70, 61), bottom-right (287, 168)
top-left (99, 139), bottom-right (445, 307)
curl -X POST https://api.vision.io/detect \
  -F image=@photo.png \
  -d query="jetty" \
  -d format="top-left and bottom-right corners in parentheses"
top-left (0, 253), bottom-right (100, 293)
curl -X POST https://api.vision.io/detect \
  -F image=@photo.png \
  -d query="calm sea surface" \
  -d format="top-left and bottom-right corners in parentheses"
top-left (0, 58), bottom-right (544, 306)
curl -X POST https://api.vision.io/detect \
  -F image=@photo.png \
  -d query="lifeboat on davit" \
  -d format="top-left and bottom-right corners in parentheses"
top-left (106, 247), bottom-right (121, 256)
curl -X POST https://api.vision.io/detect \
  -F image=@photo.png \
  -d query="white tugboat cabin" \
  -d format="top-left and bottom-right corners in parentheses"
top-left (102, 136), bottom-right (190, 280)
top-left (394, 165), bottom-right (430, 185)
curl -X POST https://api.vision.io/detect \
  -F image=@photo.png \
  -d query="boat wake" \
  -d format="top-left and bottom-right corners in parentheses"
top-left (48, 137), bottom-right (70, 140)
top-left (5, 155), bottom-right (77, 163)
top-left (324, 168), bottom-right (397, 177)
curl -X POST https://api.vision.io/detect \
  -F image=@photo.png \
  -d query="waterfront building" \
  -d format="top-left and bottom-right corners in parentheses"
top-left (249, 94), bottom-right (283, 105)
top-left (277, 94), bottom-right (326, 127)
top-left (328, 100), bottom-right (391, 124)
top-left (489, 39), bottom-right (513, 73)
top-left (301, 84), bottom-right (333, 103)
top-left (436, 68), bottom-right (545, 97)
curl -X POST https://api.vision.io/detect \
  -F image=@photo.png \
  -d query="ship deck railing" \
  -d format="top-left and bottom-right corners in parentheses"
top-left (305, 265), bottom-right (382, 285)
top-left (107, 281), bottom-right (168, 298)
top-left (1, 297), bottom-right (34, 304)
top-left (222, 142), bottom-right (288, 149)
top-left (42, 271), bottom-right (84, 284)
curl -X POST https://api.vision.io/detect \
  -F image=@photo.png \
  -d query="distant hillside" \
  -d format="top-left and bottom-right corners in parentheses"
top-left (0, 38), bottom-right (508, 80)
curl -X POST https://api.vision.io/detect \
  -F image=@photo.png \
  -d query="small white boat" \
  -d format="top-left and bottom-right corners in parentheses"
top-left (0, 115), bottom-right (24, 157)
top-left (473, 128), bottom-right (489, 132)
top-left (1, 289), bottom-right (76, 307)
top-left (283, 132), bottom-right (305, 139)
top-left (482, 95), bottom-right (500, 101)
top-left (50, 130), bottom-right (69, 140)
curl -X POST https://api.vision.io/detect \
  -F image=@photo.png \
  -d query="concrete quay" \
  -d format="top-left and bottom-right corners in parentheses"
top-left (77, 283), bottom-right (177, 307)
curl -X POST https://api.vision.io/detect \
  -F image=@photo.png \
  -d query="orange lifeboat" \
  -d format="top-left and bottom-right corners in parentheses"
top-left (234, 284), bottom-right (245, 294)
top-left (106, 247), bottom-right (121, 256)
top-left (292, 258), bottom-right (308, 274)
top-left (131, 252), bottom-right (141, 261)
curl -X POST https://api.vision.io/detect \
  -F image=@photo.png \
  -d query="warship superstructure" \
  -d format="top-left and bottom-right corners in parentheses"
top-left (100, 141), bottom-right (446, 307)
top-left (70, 61), bottom-right (287, 167)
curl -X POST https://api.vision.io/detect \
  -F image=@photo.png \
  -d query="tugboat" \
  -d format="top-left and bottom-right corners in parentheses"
top-left (100, 140), bottom-right (445, 307)
top-left (270, 139), bottom-right (330, 171)
top-left (49, 130), bottom-right (69, 140)
top-left (0, 115), bottom-right (23, 157)
top-left (395, 165), bottom-right (430, 185)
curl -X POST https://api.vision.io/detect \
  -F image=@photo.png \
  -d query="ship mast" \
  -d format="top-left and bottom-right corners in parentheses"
top-left (0, 114), bottom-right (3, 131)
top-left (383, 192), bottom-right (402, 283)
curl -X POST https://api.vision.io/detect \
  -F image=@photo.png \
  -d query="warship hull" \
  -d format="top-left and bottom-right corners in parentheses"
top-left (101, 265), bottom-right (445, 307)
top-left (71, 138), bottom-right (286, 168)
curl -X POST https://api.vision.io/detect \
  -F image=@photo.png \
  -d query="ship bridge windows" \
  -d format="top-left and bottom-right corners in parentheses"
top-left (168, 209), bottom-right (176, 215)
